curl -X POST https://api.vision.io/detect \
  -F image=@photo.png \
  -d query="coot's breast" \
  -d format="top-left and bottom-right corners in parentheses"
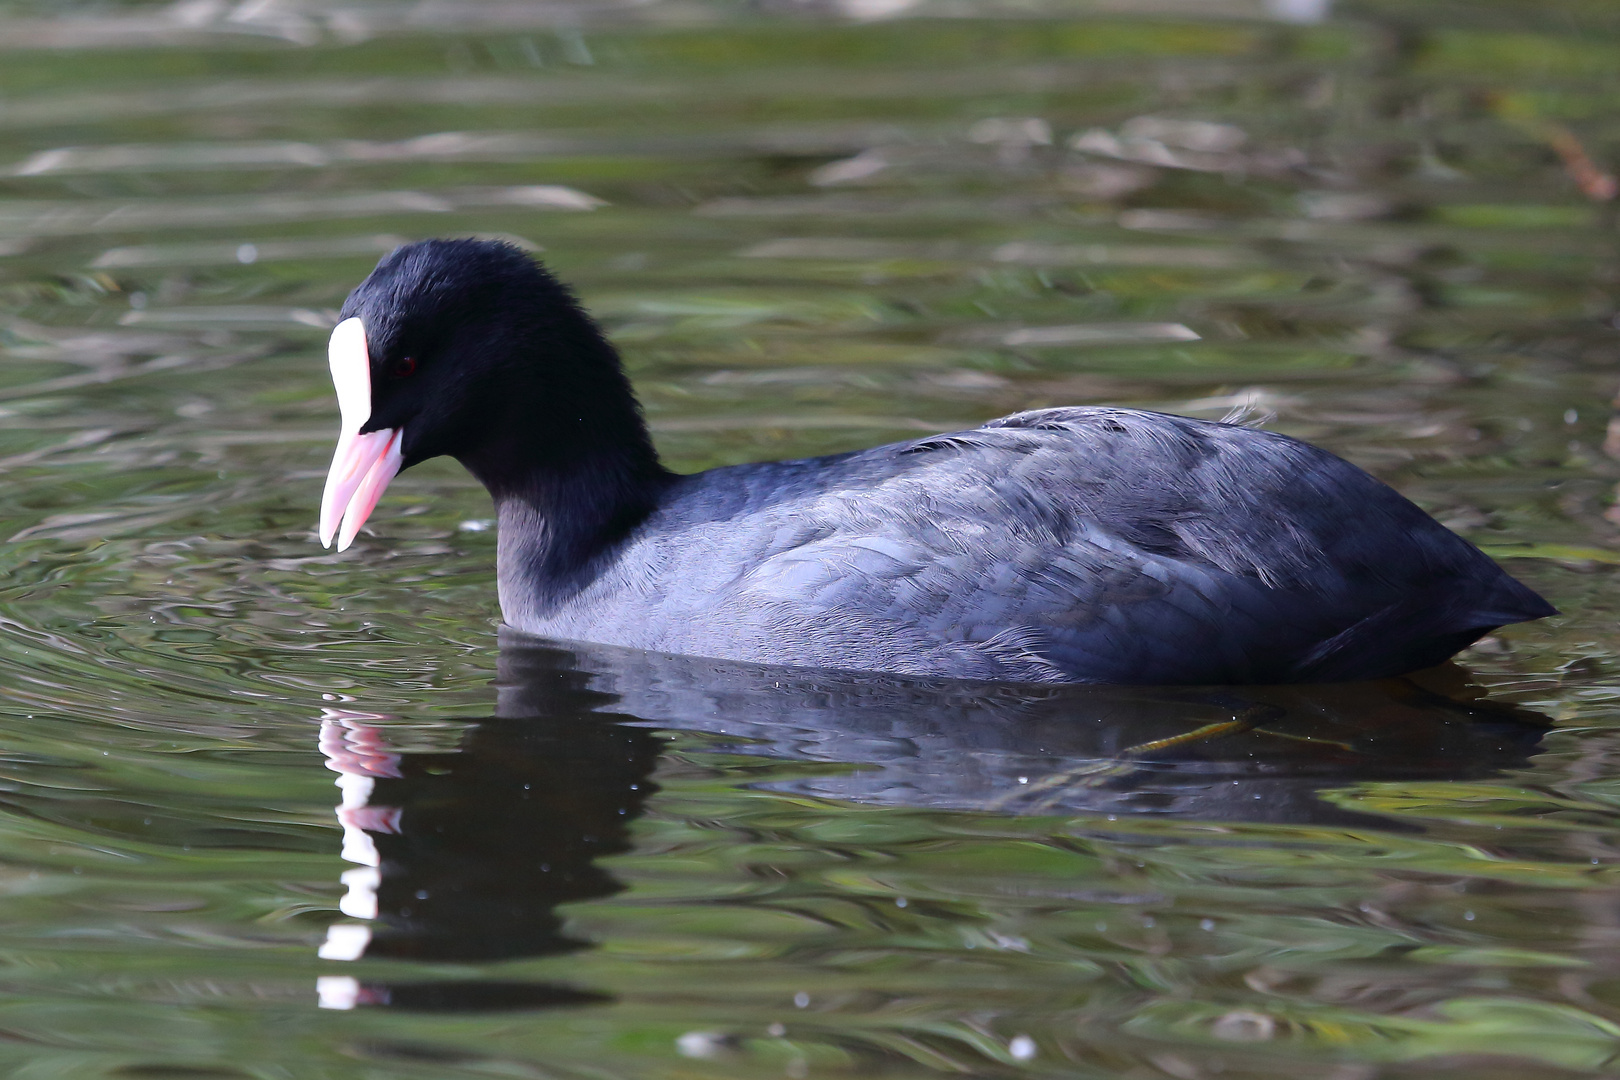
top-left (510, 407), bottom-right (1553, 684)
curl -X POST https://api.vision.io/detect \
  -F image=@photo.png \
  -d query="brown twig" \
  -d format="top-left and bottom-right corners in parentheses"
top-left (1487, 94), bottom-right (1617, 203)
top-left (1545, 124), bottom-right (1618, 203)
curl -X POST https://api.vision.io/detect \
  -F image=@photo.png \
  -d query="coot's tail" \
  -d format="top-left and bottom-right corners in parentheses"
top-left (1295, 570), bottom-right (1556, 683)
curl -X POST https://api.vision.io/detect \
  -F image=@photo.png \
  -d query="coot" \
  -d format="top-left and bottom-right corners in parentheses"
top-left (318, 239), bottom-right (1554, 684)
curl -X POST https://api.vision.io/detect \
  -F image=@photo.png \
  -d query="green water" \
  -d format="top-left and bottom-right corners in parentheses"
top-left (1, 1), bottom-right (1620, 1076)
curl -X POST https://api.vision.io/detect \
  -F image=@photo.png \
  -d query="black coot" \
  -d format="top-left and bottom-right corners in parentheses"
top-left (317, 239), bottom-right (1554, 684)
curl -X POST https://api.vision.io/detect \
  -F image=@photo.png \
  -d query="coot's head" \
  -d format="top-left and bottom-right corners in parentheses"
top-left (318, 239), bottom-right (647, 550)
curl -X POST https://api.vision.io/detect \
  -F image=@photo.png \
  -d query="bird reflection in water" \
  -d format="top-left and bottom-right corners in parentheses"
top-left (315, 666), bottom-right (661, 1012)
top-left (315, 632), bottom-right (1550, 1011)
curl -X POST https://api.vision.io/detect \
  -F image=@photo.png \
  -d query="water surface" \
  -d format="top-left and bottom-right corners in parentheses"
top-left (1, 1), bottom-right (1619, 1076)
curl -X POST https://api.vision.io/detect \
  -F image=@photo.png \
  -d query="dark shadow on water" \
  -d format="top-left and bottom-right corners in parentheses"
top-left (315, 630), bottom-right (1551, 1012)
top-left (504, 631), bottom-right (1551, 826)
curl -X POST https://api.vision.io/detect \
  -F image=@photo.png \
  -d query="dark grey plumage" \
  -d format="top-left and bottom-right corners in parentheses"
top-left (333, 239), bottom-right (1555, 685)
top-left (501, 405), bottom-right (1552, 683)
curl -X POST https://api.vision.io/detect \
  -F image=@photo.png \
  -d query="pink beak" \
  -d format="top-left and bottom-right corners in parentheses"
top-left (318, 318), bottom-right (403, 552)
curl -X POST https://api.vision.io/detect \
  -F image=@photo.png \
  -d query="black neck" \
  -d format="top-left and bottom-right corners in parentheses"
top-left (455, 356), bottom-right (670, 620)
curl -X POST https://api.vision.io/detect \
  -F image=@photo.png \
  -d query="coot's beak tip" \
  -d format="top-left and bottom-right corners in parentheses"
top-left (332, 427), bottom-right (404, 553)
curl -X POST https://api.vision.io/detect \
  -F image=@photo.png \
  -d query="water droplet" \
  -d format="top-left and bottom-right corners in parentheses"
top-left (675, 1031), bottom-right (725, 1059)
top-left (1212, 1010), bottom-right (1275, 1042)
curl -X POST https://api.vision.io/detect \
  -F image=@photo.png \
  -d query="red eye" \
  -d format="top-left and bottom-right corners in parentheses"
top-left (392, 356), bottom-right (417, 378)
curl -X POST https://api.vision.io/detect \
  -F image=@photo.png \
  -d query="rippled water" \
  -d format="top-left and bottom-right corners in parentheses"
top-left (2, 1), bottom-right (1620, 1076)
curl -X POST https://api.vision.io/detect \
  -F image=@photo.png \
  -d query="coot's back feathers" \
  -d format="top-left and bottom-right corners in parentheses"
top-left (322, 239), bottom-right (1555, 685)
top-left (503, 406), bottom-right (1552, 684)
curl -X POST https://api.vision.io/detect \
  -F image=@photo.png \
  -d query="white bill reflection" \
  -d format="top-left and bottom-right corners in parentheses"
top-left (339, 865), bottom-right (381, 919)
top-left (315, 711), bottom-right (402, 1008)
top-left (318, 923), bottom-right (372, 963)
top-left (316, 975), bottom-right (361, 1011)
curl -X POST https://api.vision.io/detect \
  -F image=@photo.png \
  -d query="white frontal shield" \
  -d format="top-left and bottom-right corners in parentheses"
top-left (318, 318), bottom-right (403, 552)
